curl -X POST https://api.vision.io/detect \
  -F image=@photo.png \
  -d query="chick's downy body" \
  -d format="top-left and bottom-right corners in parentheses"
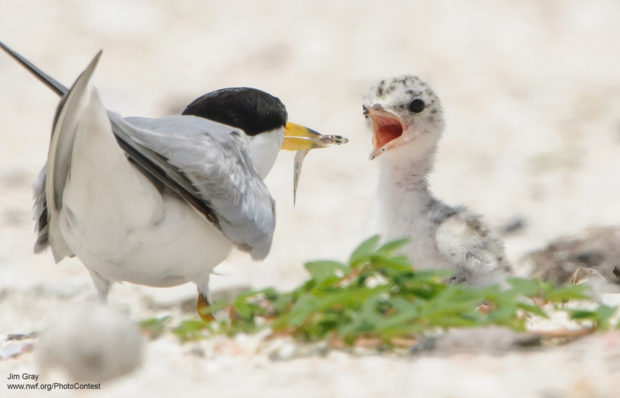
top-left (365, 75), bottom-right (511, 286)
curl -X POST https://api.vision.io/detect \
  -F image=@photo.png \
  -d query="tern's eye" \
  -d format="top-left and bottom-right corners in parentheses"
top-left (408, 99), bottom-right (425, 113)
top-left (362, 105), bottom-right (369, 118)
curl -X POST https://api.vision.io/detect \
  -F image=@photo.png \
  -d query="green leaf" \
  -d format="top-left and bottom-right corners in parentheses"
top-left (349, 235), bottom-right (381, 265)
top-left (506, 277), bottom-right (542, 296)
top-left (314, 287), bottom-right (389, 312)
top-left (283, 294), bottom-right (318, 327)
top-left (172, 319), bottom-right (209, 341)
top-left (516, 302), bottom-right (548, 318)
top-left (376, 238), bottom-right (411, 255)
top-left (139, 315), bottom-right (172, 338)
top-left (544, 285), bottom-right (591, 301)
top-left (567, 305), bottom-right (616, 327)
top-left (594, 305), bottom-right (618, 328)
top-left (569, 309), bottom-right (597, 320)
top-left (338, 295), bottom-right (384, 337)
top-left (199, 299), bottom-right (228, 316)
top-left (232, 301), bottom-right (257, 319)
top-left (413, 269), bottom-right (454, 281)
top-left (487, 303), bottom-right (518, 321)
top-left (400, 278), bottom-right (445, 299)
top-left (304, 261), bottom-right (348, 283)
top-left (271, 292), bottom-right (295, 313)
top-left (370, 254), bottom-right (412, 273)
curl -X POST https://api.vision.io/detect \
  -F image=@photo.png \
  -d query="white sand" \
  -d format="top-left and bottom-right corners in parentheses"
top-left (1, 1), bottom-right (619, 396)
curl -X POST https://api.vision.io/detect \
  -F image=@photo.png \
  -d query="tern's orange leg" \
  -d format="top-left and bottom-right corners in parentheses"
top-left (197, 293), bottom-right (216, 322)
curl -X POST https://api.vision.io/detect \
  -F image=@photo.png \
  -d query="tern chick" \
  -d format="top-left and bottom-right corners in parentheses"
top-left (364, 75), bottom-right (511, 286)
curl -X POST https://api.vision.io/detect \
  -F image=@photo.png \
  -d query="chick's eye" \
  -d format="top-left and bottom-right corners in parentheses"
top-left (408, 99), bottom-right (425, 113)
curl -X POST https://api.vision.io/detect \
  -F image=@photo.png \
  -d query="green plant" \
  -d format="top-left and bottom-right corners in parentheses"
top-left (142, 236), bottom-right (618, 346)
top-left (139, 315), bottom-right (172, 339)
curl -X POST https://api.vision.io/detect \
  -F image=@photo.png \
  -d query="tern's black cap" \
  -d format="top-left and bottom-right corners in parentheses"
top-left (182, 87), bottom-right (288, 136)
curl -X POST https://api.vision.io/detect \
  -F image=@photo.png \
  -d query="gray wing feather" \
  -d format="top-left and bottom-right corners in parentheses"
top-left (110, 113), bottom-right (276, 260)
top-left (32, 165), bottom-right (49, 252)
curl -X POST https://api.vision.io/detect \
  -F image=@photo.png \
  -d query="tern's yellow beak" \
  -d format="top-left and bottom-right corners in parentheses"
top-left (282, 122), bottom-right (336, 151)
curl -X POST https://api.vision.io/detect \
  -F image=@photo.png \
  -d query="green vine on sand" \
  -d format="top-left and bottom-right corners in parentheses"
top-left (141, 236), bottom-right (619, 346)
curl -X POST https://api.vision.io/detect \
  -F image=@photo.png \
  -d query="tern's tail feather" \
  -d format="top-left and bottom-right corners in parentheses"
top-left (0, 41), bottom-right (68, 97)
top-left (45, 50), bottom-right (103, 262)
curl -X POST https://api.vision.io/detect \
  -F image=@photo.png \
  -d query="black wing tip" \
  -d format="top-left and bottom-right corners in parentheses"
top-left (0, 40), bottom-right (11, 53)
top-left (33, 222), bottom-right (50, 253)
top-left (0, 41), bottom-right (69, 97)
top-left (33, 234), bottom-right (50, 254)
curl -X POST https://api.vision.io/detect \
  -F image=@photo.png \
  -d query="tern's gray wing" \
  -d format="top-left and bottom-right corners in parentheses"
top-left (21, 46), bottom-right (274, 260)
top-left (110, 113), bottom-right (276, 260)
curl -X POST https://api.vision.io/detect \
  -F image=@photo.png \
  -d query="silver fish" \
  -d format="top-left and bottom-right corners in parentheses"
top-left (292, 134), bottom-right (348, 205)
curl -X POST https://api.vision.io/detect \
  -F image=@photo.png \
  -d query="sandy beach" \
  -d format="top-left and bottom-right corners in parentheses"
top-left (1, 1), bottom-right (619, 396)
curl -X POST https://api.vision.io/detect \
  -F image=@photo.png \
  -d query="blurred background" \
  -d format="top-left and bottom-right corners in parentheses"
top-left (1, 0), bottom-right (619, 395)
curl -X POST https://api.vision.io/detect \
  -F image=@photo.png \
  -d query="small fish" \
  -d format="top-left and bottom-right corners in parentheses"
top-left (292, 134), bottom-right (348, 205)
top-left (293, 149), bottom-right (309, 206)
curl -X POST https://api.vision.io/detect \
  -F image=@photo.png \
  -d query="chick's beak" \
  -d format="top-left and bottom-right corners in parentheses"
top-left (281, 122), bottom-right (348, 151)
top-left (367, 107), bottom-right (404, 160)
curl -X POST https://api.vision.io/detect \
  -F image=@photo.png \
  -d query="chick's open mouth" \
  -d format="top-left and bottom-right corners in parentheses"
top-left (370, 113), bottom-right (403, 150)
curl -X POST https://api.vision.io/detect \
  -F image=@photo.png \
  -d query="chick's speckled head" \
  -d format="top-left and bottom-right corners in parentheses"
top-left (363, 75), bottom-right (445, 160)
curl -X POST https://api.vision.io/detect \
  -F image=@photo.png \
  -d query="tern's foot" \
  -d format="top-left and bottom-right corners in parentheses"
top-left (197, 293), bottom-right (215, 322)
